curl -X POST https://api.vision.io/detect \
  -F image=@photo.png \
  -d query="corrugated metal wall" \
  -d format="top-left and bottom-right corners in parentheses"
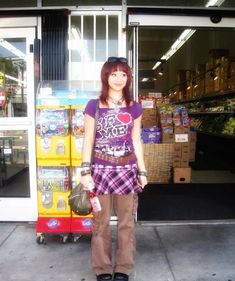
top-left (41, 14), bottom-right (68, 80)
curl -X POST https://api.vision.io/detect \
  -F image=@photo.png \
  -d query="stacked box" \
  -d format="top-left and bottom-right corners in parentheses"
top-left (141, 127), bottom-right (161, 144)
top-left (205, 49), bottom-right (230, 95)
top-left (177, 69), bottom-right (192, 99)
top-left (214, 57), bottom-right (229, 92)
top-left (142, 108), bottom-right (159, 128)
top-left (193, 64), bottom-right (206, 98)
top-left (189, 131), bottom-right (197, 162)
top-left (173, 167), bottom-right (191, 183)
top-left (228, 59), bottom-right (235, 90)
top-left (143, 143), bottom-right (174, 183)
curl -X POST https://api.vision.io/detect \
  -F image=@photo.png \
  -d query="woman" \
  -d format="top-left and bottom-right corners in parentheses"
top-left (80, 57), bottom-right (148, 281)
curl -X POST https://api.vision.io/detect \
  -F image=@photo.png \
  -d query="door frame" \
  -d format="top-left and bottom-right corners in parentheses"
top-left (0, 26), bottom-right (37, 221)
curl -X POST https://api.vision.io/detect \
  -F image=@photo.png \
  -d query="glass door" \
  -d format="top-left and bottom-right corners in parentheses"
top-left (0, 27), bottom-right (37, 221)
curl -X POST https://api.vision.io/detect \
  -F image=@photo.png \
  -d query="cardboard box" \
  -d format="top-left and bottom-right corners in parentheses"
top-left (174, 126), bottom-right (189, 134)
top-left (174, 167), bottom-right (191, 183)
top-left (189, 142), bottom-right (196, 162)
top-left (162, 133), bottom-right (174, 143)
top-left (141, 127), bottom-right (161, 144)
top-left (189, 131), bottom-right (197, 142)
top-left (173, 143), bottom-right (182, 158)
top-left (142, 108), bottom-right (158, 128)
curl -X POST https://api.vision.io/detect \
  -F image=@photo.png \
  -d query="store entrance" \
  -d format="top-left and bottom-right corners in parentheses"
top-left (0, 26), bottom-right (37, 221)
top-left (127, 9), bottom-right (235, 221)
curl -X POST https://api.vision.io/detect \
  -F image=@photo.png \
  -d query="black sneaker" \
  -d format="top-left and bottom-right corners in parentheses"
top-left (96, 273), bottom-right (113, 281)
top-left (113, 272), bottom-right (129, 281)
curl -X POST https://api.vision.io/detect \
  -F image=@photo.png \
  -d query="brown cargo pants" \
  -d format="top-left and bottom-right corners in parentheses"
top-left (91, 193), bottom-right (138, 275)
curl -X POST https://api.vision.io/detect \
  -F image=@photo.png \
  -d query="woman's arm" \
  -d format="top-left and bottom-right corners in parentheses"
top-left (82, 113), bottom-right (95, 162)
top-left (80, 113), bottom-right (95, 188)
top-left (132, 115), bottom-right (148, 188)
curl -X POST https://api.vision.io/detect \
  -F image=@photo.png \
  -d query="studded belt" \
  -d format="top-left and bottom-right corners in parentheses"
top-left (93, 151), bottom-right (136, 165)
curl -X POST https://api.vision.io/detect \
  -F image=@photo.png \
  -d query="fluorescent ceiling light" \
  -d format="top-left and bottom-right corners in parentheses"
top-left (152, 0), bottom-right (225, 70)
top-left (206, 0), bottom-right (225, 7)
top-left (5, 74), bottom-right (26, 86)
top-left (142, 78), bottom-right (149, 82)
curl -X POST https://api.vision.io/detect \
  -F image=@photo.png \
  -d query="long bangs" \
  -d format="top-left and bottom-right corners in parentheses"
top-left (100, 61), bottom-right (132, 106)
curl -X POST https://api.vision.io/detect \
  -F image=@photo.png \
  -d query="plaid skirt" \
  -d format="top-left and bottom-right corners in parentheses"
top-left (92, 164), bottom-right (143, 195)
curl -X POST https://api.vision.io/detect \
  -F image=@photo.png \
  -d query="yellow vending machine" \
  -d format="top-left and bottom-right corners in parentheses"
top-left (35, 81), bottom-right (98, 244)
top-left (35, 104), bottom-right (71, 244)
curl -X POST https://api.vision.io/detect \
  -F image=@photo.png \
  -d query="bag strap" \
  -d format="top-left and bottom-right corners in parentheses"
top-left (91, 99), bottom-right (99, 162)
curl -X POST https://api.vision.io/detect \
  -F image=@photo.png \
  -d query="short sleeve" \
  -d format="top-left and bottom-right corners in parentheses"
top-left (131, 101), bottom-right (143, 119)
top-left (84, 99), bottom-right (98, 118)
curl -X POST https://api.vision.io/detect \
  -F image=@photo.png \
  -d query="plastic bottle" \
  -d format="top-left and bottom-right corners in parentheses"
top-left (89, 192), bottom-right (102, 212)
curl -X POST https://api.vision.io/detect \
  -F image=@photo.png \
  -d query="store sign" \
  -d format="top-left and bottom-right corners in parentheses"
top-left (82, 218), bottom-right (92, 228)
top-left (175, 133), bottom-right (189, 143)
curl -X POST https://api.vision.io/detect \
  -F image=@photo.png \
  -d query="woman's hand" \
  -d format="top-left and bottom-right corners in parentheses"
top-left (80, 174), bottom-right (95, 191)
top-left (137, 175), bottom-right (148, 189)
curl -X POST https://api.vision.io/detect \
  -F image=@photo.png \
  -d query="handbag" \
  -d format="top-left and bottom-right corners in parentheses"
top-left (68, 183), bottom-right (92, 216)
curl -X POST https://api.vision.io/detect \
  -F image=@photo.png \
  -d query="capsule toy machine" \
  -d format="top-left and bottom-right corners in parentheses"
top-left (36, 165), bottom-right (71, 244)
top-left (70, 103), bottom-right (93, 240)
top-left (35, 81), bottom-right (99, 243)
top-left (35, 105), bottom-right (70, 163)
top-left (35, 82), bottom-right (71, 244)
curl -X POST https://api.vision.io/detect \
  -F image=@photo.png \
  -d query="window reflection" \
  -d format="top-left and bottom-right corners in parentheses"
top-left (0, 38), bottom-right (27, 117)
top-left (0, 130), bottom-right (29, 197)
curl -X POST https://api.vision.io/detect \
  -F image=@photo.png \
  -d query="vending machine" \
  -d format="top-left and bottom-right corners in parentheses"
top-left (35, 81), bottom-right (98, 244)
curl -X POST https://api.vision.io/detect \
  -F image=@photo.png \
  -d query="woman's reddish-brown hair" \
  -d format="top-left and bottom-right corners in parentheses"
top-left (99, 60), bottom-right (132, 106)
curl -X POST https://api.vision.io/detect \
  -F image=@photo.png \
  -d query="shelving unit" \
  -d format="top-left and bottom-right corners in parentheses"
top-left (173, 89), bottom-right (235, 173)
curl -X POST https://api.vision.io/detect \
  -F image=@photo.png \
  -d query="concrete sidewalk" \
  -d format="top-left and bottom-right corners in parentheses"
top-left (1, 222), bottom-right (235, 281)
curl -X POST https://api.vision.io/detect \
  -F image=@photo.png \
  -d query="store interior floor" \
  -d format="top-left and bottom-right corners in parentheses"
top-left (191, 169), bottom-right (235, 183)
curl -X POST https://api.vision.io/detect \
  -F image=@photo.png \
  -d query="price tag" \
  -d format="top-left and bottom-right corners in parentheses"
top-left (175, 134), bottom-right (188, 143)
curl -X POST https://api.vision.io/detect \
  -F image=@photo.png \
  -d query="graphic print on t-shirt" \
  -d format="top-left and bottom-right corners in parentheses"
top-left (95, 110), bottom-right (133, 157)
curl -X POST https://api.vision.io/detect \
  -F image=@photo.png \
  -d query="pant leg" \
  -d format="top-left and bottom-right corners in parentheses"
top-left (113, 193), bottom-right (139, 275)
top-left (91, 194), bottom-right (113, 275)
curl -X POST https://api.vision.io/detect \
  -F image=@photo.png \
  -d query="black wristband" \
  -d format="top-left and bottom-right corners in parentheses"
top-left (81, 170), bottom-right (91, 176)
top-left (81, 162), bottom-right (91, 168)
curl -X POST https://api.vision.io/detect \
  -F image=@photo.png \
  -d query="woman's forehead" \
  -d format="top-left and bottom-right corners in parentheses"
top-left (110, 67), bottom-right (127, 73)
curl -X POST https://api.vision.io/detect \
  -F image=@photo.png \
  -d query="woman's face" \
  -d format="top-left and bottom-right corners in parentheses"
top-left (108, 70), bottom-right (127, 92)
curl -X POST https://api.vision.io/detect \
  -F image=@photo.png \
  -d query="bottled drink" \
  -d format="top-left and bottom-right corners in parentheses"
top-left (89, 192), bottom-right (102, 212)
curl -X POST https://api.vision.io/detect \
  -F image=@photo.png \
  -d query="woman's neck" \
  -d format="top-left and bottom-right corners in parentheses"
top-left (108, 89), bottom-right (123, 100)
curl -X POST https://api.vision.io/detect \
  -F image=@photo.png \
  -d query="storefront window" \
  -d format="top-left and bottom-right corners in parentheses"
top-left (0, 37), bottom-right (27, 117)
top-left (127, 0), bottom-right (235, 7)
top-left (96, 16), bottom-right (106, 62)
top-left (69, 13), bottom-right (120, 90)
top-left (42, 0), bottom-right (121, 6)
top-left (0, 0), bottom-right (36, 7)
top-left (0, 129), bottom-right (29, 196)
top-left (108, 16), bottom-right (119, 58)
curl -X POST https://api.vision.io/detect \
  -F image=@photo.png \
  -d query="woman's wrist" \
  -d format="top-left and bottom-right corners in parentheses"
top-left (81, 170), bottom-right (91, 176)
top-left (137, 170), bottom-right (147, 177)
top-left (81, 162), bottom-right (92, 176)
top-left (81, 162), bottom-right (91, 168)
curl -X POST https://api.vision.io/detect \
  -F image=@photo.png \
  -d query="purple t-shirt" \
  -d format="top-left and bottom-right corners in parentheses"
top-left (84, 99), bottom-right (142, 166)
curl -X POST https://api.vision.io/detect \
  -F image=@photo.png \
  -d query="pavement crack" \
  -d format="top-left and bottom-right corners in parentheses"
top-left (154, 226), bottom-right (177, 281)
top-left (0, 224), bottom-right (18, 247)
